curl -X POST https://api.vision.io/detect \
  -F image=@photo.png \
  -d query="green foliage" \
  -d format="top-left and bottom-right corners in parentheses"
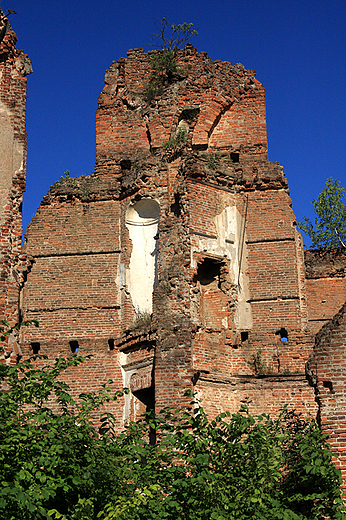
top-left (50, 172), bottom-right (100, 198)
top-left (0, 354), bottom-right (126, 520)
top-left (144, 18), bottom-right (198, 101)
top-left (0, 319), bottom-right (39, 342)
top-left (51, 170), bottom-right (73, 189)
top-left (131, 309), bottom-right (152, 330)
top-left (143, 50), bottom-right (181, 101)
top-left (143, 78), bottom-right (164, 102)
top-left (298, 177), bottom-right (346, 248)
top-left (101, 400), bottom-right (345, 520)
top-left (252, 349), bottom-right (267, 375)
top-left (162, 127), bottom-right (187, 151)
top-left (150, 50), bottom-right (179, 78)
top-left (208, 153), bottom-right (219, 170)
top-left (0, 325), bottom-right (344, 519)
top-left (151, 17), bottom-right (198, 51)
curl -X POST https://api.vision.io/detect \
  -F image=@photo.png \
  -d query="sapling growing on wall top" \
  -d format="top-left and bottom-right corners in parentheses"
top-left (143, 17), bottom-right (198, 100)
top-left (150, 17), bottom-right (198, 51)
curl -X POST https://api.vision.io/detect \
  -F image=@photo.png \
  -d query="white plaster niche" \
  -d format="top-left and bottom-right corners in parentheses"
top-left (125, 199), bottom-right (160, 313)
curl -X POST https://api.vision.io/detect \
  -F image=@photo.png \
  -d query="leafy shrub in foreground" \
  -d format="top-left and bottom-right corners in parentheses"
top-left (0, 350), bottom-right (344, 520)
top-left (0, 355), bottom-right (127, 520)
top-left (109, 402), bottom-right (345, 520)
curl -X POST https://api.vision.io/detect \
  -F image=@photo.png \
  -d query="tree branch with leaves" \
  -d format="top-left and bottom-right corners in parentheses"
top-left (150, 17), bottom-right (198, 51)
top-left (143, 17), bottom-right (198, 102)
top-left (299, 177), bottom-right (346, 248)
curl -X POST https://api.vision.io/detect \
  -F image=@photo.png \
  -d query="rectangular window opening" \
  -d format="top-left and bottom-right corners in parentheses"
top-left (241, 331), bottom-right (248, 342)
top-left (31, 342), bottom-right (40, 355)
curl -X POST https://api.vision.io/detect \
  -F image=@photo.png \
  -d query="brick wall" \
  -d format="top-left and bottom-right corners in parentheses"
top-left (307, 303), bottom-right (346, 480)
top-left (22, 197), bottom-right (123, 341)
top-left (95, 45), bottom-right (268, 178)
top-left (0, 10), bottom-right (32, 360)
top-left (20, 46), bottom-right (319, 432)
top-left (305, 248), bottom-right (346, 334)
top-left (187, 180), bottom-right (316, 418)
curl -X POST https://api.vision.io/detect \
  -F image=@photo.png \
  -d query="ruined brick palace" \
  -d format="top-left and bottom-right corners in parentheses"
top-left (1, 11), bottom-right (346, 476)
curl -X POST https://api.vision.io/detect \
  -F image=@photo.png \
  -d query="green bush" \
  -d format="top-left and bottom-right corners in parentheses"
top-left (150, 17), bottom-right (198, 51)
top-left (162, 127), bottom-right (187, 151)
top-left (144, 17), bottom-right (198, 102)
top-left (108, 402), bottom-right (345, 520)
top-left (0, 326), bottom-right (344, 519)
top-left (0, 354), bottom-right (127, 520)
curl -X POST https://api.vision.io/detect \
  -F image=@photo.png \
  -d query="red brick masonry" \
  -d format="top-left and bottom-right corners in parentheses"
top-left (0, 30), bottom-right (344, 473)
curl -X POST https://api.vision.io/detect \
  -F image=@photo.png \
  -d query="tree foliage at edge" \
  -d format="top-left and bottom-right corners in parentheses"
top-left (299, 177), bottom-right (346, 248)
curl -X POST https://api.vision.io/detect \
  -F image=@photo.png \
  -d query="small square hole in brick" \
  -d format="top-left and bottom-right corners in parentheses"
top-left (241, 331), bottom-right (248, 342)
top-left (31, 342), bottom-right (40, 354)
top-left (276, 328), bottom-right (288, 342)
top-left (69, 340), bottom-right (79, 353)
top-left (194, 257), bottom-right (224, 286)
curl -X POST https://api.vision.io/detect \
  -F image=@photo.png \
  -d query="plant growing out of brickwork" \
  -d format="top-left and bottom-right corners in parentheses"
top-left (143, 77), bottom-right (164, 102)
top-left (208, 153), bottom-right (219, 170)
top-left (252, 349), bottom-right (267, 375)
top-left (131, 309), bottom-right (152, 330)
top-left (50, 170), bottom-right (73, 189)
top-left (299, 177), bottom-right (346, 248)
top-left (150, 17), bottom-right (198, 52)
top-left (162, 127), bottom-right (187, 152)
top-left (49, 171), bottom-right (100, 201)
top-left (144, 18), bottom-right (198, 102)
top-left (143, 50), bottom-right (181, 102)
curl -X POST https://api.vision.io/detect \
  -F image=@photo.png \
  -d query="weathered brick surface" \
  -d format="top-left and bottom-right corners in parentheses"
top-left (24, 255), bottom-right (120, 310)
top-left (20, 46), bottom-right (341, 441)
top-left (26, 199), bottom-right (121, 256)
top-left (208, 89), bottom-right (267, 151)
top-left (247, 241), bottom-right (299, 300)
top-left (24, 345), bottom-right (126, 427)
top-left (1, 16), bottom-right (344, 477)
top-left (95, 46), bottom-right (269, 178)
top-left (23, 309), bottom-right (121, 342)
top-left (305, 248), bottom-right (346, 279)
top-left (305, 278), bottom-right (346, 334)
top-left (245, 190), bottom-right (296, 241)
top-left (307, 303), bottom-right (346, 480)
top-left (198, 375), bottom-right (316, 419)
top-left (304, 248), bottom-right (346, 334)
top-left (0, 10), bottom-right (32, 361)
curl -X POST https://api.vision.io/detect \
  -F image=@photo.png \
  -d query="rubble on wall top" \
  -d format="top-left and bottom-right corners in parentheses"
top-left (304, 247), bottom-right (346, 279)
top-left (42, 147), bottom-right (288, 208)
top-left (0, 9), bottom-right (32, 74)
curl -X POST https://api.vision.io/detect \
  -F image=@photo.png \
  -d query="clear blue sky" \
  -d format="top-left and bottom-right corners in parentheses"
top-left (2, 0), bottom-right (346, 246)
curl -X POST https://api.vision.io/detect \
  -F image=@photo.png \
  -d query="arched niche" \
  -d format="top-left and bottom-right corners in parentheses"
top-left (125, 199), bottom-right (160, 313)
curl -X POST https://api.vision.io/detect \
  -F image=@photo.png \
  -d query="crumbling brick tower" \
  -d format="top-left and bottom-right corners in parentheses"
top-left (0, 10), bottom-right (32, 359)
top-left (21, 45), bottom-right (317, 424)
